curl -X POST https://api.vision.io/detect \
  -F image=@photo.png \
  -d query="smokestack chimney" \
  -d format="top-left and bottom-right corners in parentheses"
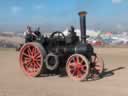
top-left (78, 11), bottom-right (87, 44)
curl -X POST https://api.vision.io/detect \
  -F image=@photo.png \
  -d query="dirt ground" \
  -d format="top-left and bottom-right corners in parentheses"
top-left (0, 48), bottom-right (128, 96)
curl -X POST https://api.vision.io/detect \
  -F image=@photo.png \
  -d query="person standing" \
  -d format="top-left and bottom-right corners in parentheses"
top-left (24, 26), bottom-right (36, 42)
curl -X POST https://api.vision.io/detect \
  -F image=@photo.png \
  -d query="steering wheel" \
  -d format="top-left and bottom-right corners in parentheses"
top-left (50, 31), bottom-right (65, 41)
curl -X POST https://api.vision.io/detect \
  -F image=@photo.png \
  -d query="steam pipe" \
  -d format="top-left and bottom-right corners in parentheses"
top-left (78, 11), bottom-right (87, 44)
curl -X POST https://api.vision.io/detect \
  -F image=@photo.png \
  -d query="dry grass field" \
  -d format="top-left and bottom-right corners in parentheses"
top-left (0, 48), bottom-right (128, 96)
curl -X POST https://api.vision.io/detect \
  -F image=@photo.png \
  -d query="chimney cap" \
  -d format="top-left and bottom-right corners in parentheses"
top-left (78, 11), bottom-right (87, 16)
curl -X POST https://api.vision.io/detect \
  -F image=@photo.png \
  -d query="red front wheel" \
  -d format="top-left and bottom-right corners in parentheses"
top-left (19, 42), bottom-right (46, 77)
top-left (66, 54), bottom-right (89, 81)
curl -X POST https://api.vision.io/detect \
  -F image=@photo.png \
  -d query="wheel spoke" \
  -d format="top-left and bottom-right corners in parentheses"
top-left (32, 62), bottom-right (36, 69)
top-left (31, 47), bottom-right (35, 56)
top-left (24, 56), bottom-right (31, 60)
top-left (22, 52), bottom-right (30, 57)
top-left (33, 62), bottom-right (38, 69)
top-left (27, 47), bottom-right (32, 56)
top-left (70, 69), bottom-right (76, 76)
top-left (91, 56), bottom-right (96, 63)
top-left (71, 57), bottom-right (75, 63)
top-left (34, 61), bottom-right (40, 68)
top-left (69, 63), bottom-right (76, 68)
top-left (35, 54), bottom-right (41, 59)
top-left (33, 47), bottom-right (37, 54)
top-left (24, 62), bottom-right (31, 69)
top-left (34, 52), bottom-right (40, 58)
top-left (30, 62), bottom-right (35, 72)
top-left (24, 59), bottom-right (31, 64)
top-left (79, 59), bottom-right (84, 64)
top-left (33, 47), bottom-right (38, 56)
top-left (77, 70), bottom-right (82, 78)
top-left (90, 54), bottom-right (104, 80)
top-left (35, 59), bottom-right (41, 63)
top-left (95, 58), bottom-right (99, 63)
top-left (80, 65), bottom-right (86, 72)
top-left (95, 64), bottom-right (100, 68)
top-left (76, 56), bottom-right (79, 63)
top-left (68, 61), bottom-right (76, 75)
top-left (95, 66), bottom-right (101, 71)
top-left (77, 66), bottom-right (84, 78)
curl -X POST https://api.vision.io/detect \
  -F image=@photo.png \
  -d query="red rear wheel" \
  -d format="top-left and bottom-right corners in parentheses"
top-left (90, 54), bottom-right (104, 79)
top-left (19, 42), bottom-right (46, 77)
top-left (66, 54), bottom-right (89, 81)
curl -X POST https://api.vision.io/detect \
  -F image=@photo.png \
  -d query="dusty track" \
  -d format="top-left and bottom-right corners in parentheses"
top-left (0, 48), bottom-right (128, 96)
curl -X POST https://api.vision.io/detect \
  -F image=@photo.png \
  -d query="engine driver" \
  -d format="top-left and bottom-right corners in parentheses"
top-left (24, 26), bottom-right (37, 43)
top-left (66, 26), bottom-right (78, 44)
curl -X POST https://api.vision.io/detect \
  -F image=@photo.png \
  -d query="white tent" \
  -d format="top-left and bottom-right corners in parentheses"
top-left (63, 28), bottom-right (101, 38)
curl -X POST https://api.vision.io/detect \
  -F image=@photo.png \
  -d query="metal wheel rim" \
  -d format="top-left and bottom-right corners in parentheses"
top-left (66, 54), bottom-right (89, 81)
top-left (19, 43), bottom-right (43, 77)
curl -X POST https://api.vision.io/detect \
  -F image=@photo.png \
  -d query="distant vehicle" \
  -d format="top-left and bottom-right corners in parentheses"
top-left (110, 36), bottom-right (128, 45)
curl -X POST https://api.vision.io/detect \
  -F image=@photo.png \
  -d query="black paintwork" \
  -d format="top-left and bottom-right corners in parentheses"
top-left (24, 11), bottom-right (95, 70)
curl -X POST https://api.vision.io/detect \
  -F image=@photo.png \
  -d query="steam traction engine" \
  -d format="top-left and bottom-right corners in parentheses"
top-left (19, 11), bottom-right (104, 81)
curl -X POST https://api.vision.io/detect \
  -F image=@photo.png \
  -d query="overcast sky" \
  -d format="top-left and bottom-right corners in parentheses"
top-left (0, 0), bottom-right (128, 32)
